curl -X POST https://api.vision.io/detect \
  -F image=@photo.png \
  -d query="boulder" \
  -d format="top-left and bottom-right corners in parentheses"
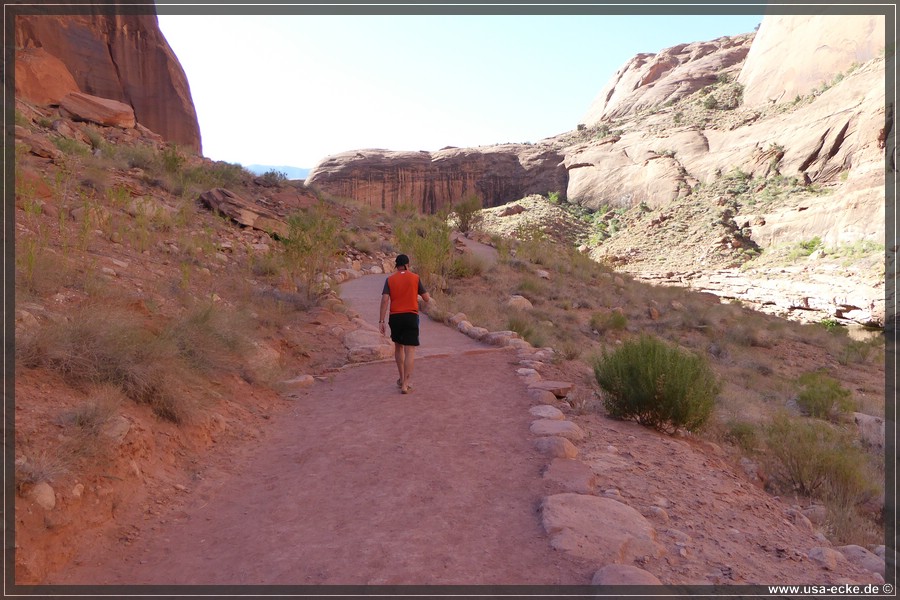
top-left (533, 436), bottom-right (579, 459)
top-left (835, 545), bottom-right (885, 575)
top-left (541, 493), bottom-right (665, 563)
top-left (853, 412), bottom-right (885, 449)
top-left (28, 482), bottom-right (56, 511)
top-left (542, 458), bottom-right (597, 494)
top-left (59, 92), bottom-right (135, 128)
top-left (808, 547), bottom-right (848, 570)
top-left (529, 405), bottom-right (564, 420)
top-left (528, 381), bottom-right (575, 398)
top-left (530, 419), bottom-right (585, 442)
top-left (14, 47), bottom-right (80, 105)
top-left (506, 295), bottom-right (534, 311)
top-left (199, 188), bottom-right (288, 238)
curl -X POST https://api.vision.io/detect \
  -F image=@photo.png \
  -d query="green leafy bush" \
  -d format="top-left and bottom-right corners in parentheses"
top-left (593, 334), bottom-right (720, 433)
top-left (283, 203), bottom-right (342, 300)
top-left (451, 195), bottom-right (483, 233)
top-left (795, 370), bottom-right (855, 419)
top-left (590, 310), bottom-right (627, 333)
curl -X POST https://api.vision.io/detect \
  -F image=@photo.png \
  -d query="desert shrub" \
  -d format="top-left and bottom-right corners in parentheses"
top-left (448, 252), bottom-right (487, 278)
top-left (703, 95), bottom-right (719, 110)
top-left (593, 334), bottom-right (720, 433)
top-left (516, 276), bottom-right (546, 299)
top-left (283, 203), bottom-right (343, 300)
top-left (394, 212), bottom-right (453, 291)
top-left (764, 414), bottom-right (878, 505)
top-left (451, 195), bottom-right (483, 233)
top-left (839, 336), bottom-right (883, 365)
top-left (795, 370), bottom-right (855, 420)
top-left (160, 144), bottom-right (186, 174)
top-left (53, 136), bottom-right (90, 157)
top-left (590, 310), bottom-right (628, 334)
top-left (57, 384), bottom-right (122, 435)
top-left (507, 312), bottom-right (548, 348)
top-left (258, 169), bottom-right (288, 186)
top-left (163, 301), bottom-right (249, 373)
top-left (723, 420), bottom-right (758, 452)
top-left (16, 304), bottom-right (199, 423)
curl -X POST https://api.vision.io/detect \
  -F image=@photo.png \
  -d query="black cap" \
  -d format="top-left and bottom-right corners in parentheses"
top-left (395, 254), bottom-right (410, 267)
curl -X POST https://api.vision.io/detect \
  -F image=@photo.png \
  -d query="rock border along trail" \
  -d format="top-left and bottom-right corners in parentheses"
top-left (48, 270), bottom-right (596, 586)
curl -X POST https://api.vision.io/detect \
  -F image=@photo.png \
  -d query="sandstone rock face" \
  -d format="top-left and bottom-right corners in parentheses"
top-left (15, 12), bottom-right (201, 152)
top-left (14, 47), bottom-right (80, 105)
top-left (581, 33), bottom-right (754, 125)
top-left (738, 15), bottom-right (885, 106)
top-left (305, 145), bottom-right (567, 214)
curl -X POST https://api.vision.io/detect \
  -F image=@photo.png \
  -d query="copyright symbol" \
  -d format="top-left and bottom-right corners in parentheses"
top-left (884, 583), bottom-right (894, 594)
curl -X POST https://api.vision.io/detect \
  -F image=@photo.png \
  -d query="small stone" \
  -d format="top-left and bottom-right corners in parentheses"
top-left (528, 381), bottom-right (575, 399)
top-left (528, 388), bottom-right (558, 404)
top-left (649, 506), bottom-right (670, 523)
top-left (803, 505), bottom-right (827, 525)
top-left (529, 405), bottom-right (564, 420)
top-left (71, 483), bottom-right (84, 498)
top-left (535, 269), bottom-right (551, 280)
top-left (506, 295), bottom-right (534, 311)
top-left (29, 482), bottom-right (56, 510)
top-left (809, 547), bottom-right (848, 570)
top-left (530, 419), bottom-right (585, 441)
top-left (533, 436), bottom-right (578, 459)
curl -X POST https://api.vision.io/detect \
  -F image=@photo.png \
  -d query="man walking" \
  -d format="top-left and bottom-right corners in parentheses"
top-left (379, 254), bottom-right (432, 394)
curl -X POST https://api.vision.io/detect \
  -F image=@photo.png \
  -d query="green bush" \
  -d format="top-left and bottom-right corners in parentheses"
top-left (283, 203), bottom-right (343, 300)
top-left (795, 370), bottom-right (855, 419)
top-left (724, 420), bottom-right (758, 452)
top-left (593, 334), bottom-right (720, 433)
top-left (451, 195), bottom-right (483, 233)
top-left (394, 212), bottom-right (453, 291)
top-left (764, 413), bottom-right (877, 502)
top-left (590, 310), bottom-right (627, 333)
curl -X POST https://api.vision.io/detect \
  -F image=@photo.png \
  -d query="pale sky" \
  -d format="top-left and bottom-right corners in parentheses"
top-left (156, 12), bottom-right (762, 169)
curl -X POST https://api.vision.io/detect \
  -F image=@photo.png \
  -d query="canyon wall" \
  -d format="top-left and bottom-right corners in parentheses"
top-left (15, 10), bottom-right (201, 153)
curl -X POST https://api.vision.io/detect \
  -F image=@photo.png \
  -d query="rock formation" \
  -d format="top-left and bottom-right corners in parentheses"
top-left (306, 145), bottom-right (567, 213)
top-left (15, 11), bottom-right (201, 153)
top-left (738, 15), bottom-right (885, 106)
top-left (580, 33), bottom-right (754, 125)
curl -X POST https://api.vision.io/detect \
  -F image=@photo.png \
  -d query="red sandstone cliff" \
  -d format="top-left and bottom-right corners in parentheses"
top-left (15, 9), bottom-right (201, 153)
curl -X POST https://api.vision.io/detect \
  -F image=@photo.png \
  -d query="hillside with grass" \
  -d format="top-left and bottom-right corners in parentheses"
top-left (13, 92), bottom-right (888, 584)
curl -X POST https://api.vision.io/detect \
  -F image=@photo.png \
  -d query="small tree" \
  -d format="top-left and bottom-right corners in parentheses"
top-left (451, 195), bottom-right (483, 233)
top-left (394, 211), bottom-right (453, 291)
top-left (283, 202), bottom-right (342, 300)
top-left (594, 334), bottom-right (720, 433)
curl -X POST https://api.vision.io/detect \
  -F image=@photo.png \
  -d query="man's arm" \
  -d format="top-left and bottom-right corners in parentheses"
top-left (379, 294), bottom-right (390, 334)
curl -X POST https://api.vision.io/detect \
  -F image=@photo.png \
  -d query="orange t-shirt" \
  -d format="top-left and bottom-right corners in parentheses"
top-left (382, 271), bottom-right (426, 314)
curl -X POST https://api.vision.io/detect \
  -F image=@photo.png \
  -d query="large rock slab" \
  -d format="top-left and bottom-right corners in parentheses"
top-left (835, 545), bottom-right (885, 575)
top-left (541, 493), bottom-right (665, 563)
top-left (199, 188), bottom-right (288, 238)
top-left (59, 92), bottom-right (135, 128)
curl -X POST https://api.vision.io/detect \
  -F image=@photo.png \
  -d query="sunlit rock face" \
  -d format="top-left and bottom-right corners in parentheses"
top-left (306, 145), bottom-right (568, 214)
top-left (15, 11), bottom-right (201, 153)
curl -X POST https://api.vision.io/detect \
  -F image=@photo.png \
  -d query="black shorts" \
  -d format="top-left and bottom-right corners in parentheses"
top-left (388, 312), bottom-right (420, 346)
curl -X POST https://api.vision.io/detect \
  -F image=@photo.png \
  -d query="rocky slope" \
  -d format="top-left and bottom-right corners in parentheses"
top-left (305, 14), bottom-right (888, 327)
top-left (15, 11), bottom-right (201, 153)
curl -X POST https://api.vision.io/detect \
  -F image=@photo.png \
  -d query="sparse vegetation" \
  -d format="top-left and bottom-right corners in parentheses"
top-left (795, 370), bottom-right (855, 420)
top-left (593, 334), bottom-right (721, 434)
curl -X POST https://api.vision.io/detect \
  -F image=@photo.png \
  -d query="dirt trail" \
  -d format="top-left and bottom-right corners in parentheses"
top-left (49, 274), bottom-right (592, 585)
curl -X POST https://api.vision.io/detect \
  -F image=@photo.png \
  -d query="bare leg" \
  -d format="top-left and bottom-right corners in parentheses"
top-left (402, 345), bottom-right (416, 391)
top-left (394, 343), bottom-right (406, 387)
